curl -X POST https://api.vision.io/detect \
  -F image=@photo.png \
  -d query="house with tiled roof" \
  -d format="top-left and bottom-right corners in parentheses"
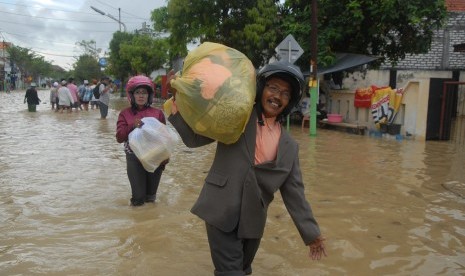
top-left (446, 0), bottom-right (465, 11)
top-left (323, 1), bottom-right (465, 142)
top-left (0, 41), bottom-right (13, 91)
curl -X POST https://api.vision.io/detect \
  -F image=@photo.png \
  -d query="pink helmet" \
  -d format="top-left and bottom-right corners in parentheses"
top-left (126, 75), bottom-right (154, 94)
top-left (126, 75), bottom-right (155, 107)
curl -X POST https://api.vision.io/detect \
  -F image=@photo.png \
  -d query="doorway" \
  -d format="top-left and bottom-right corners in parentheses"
top-left (442, 81), bottom-right (465, 144)
top-left (427, 78), bottom-right (465, 143)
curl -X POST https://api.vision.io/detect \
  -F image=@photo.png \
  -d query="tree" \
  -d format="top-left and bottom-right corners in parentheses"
top-left (153, 0), bottom-right (280, 67)
top-left (153, 0), bottom-right (446, 69)
top-left (119, 35), bottom-right (169, 76)
top-left (107, 31), bottom-right (136, 85)
top-left (281, 0), bottom-right (447, 68)
top-left (7, 46), bottom-right (34, 80)
top-left (7, 45), bottom-right (54, 84)
top-left (73, 54), bottom-right (102, 83)
top-left (76, 40), bottom-right (101, 60)
top-left (106, 31), bottom-right (170, 94)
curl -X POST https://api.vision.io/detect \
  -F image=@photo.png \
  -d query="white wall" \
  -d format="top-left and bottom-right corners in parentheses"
top-left (341, 69), bottom-right (455, 90)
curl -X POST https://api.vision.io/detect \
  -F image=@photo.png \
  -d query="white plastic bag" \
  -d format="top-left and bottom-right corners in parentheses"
top-left (128, 117), bottom-right (179, 172)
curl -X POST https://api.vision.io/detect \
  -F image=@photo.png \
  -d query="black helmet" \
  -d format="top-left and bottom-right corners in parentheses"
top-left (255, 61), bottom-right (306, 124)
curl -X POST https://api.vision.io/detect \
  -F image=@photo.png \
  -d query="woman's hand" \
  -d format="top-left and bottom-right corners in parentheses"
top-left (166, 69), bottom-right (177, 100)
top-left (308, 236), bottom-right (327, 260)
top-left (134, 118), bottom-right (144, 128)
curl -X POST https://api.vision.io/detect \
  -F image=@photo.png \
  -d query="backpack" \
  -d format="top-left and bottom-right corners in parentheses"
top-left (93, 83), bottom-right (101, 99)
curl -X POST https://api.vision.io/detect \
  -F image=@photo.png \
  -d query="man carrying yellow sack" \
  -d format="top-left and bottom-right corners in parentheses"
top-left (164, 42), bottom-right (256, 144)
top-left (167, 61), bottom-right (327, 275)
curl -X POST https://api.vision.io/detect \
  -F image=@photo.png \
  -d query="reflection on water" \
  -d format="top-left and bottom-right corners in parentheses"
top-left (1, 90), bottom-right (464, 275)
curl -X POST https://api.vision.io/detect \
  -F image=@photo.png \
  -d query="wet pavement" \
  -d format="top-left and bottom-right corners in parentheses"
top-left (1, 89), bottom-right (464, 275)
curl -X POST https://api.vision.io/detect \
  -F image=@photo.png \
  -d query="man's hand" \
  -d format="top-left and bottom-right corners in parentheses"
top-left (171, 100), bottom-right (178, 115)
top-left (308, 236), bottom-right (327, 260)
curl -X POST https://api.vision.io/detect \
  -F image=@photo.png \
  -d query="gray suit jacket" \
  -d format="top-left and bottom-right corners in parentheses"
top-left (168, 108), bottom-right (321, 245)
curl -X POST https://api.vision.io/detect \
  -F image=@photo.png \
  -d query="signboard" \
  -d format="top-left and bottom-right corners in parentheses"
top-left (98, 58), bottom-right (108, 67)
top-left (275, 34), bottom-right (304, 64)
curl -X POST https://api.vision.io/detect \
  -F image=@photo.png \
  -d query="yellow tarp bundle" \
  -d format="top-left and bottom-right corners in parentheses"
top-left (388, 88), bottom-right (405, 124)
top-left (165, 42), bottom-right (256, 144)
top-left (370, 86), bottom-right (405, 128)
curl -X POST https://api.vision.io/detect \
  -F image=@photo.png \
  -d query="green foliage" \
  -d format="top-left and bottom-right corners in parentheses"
top-left (107, 31), bottom-right (135, 82)
top-left (119, 35), bottom-right (169, 76)
top-left (105, 31), bottom-right (169, 89)
top-left (75, 40), bottom-right (100, 60)
top-left (156, 0), bottom-right (280, 67)
top-left (285, 0), bottom-right (448, 68)
top-left (151, 7), bottom-right (169, 32)
top-left (7, 45), bottom-right (54, 82)
top-left (73, 54), bottom-right (102, 83)
top-left (154, 0), bottom-right (446, 70)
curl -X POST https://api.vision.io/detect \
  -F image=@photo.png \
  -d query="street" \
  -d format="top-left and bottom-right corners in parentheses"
top-left (1, 89), bottom-right (464, 275)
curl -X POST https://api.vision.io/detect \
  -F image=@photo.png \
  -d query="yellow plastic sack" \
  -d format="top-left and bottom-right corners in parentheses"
top-left (170, 42), bottom-right (256, 144)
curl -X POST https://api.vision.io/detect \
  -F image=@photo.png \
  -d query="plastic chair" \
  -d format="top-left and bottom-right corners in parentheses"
top-left (301, 115), bottom-right (310, 131)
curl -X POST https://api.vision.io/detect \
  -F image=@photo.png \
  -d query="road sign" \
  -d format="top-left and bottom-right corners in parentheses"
top-left (275, 34), bottom-right (304, 64)
top-left (98, 58), bottom-right (108, 67)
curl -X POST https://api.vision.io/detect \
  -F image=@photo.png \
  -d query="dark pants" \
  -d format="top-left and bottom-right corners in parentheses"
top-left (206, 223), bottom-right (261, 276)
top-left (99, 102), bottom-right (108, 118)
top-left (126, 152), bottom-right (164, 206)
top-left (27, 104), bottom-right (37, 112)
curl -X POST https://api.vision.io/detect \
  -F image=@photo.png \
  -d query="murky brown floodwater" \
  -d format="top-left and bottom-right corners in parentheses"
top-left (1, 89), bottom-right (464, 276)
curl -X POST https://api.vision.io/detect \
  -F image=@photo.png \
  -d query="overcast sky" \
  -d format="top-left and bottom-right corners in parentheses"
top-left (0, 0), bottom-right (167, 70)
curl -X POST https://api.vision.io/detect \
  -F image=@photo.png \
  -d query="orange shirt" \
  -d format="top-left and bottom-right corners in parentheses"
top-left (255, 116), bottom-right (281, 165)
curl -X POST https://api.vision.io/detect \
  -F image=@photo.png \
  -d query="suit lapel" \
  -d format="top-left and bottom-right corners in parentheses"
top-left (244, 111), bottom-right (257, 165)
top-left (277, 126), bottom-right (292, 162)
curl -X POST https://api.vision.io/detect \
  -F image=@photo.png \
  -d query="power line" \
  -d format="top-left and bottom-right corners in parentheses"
top-left (0, 30), bottom-right (91, 59)
top-left (0, 0), bottom-right (116, 17)
top-left (0, 19), bottom-right (117, 32)
top-left (0, 10), bottom-right (141, 23)
top-left (94, 0), bottom-right (150, 21)
top-left (31, 50), bottom-right (78, 58)
top-left (2, 31), bottom-right (83, 47)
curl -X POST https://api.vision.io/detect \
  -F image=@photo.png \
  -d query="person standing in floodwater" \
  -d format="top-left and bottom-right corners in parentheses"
top-left (50, 82), bottom-right (59, 110)
top-left (57, 80), bottom-right (74, 113)
top-left (98, 76), bottom-right (112, 119)
top-left (116, 75), bottom-right (168, 206)
top-left (90, 79), bottom-right (99, 110)
top-left (79, 80), bottom-right (93, 111)
top-left (167, 61), bottom-right (327, 275)
top-left (24, 82), bottom-right (41, 112)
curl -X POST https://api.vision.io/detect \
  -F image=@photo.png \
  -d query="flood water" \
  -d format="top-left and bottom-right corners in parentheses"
top-left (1, 90), bottom-right (464, 275)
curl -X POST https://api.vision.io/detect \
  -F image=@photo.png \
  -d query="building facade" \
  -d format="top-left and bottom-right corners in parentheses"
top-left (325, 2), bottom-right (465, 142)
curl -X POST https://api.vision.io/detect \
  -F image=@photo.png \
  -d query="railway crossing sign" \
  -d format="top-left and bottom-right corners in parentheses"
top-left (275, 34), bottom-right (304, 64)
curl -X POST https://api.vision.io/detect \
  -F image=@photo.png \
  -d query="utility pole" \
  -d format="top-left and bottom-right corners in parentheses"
top-left (90, 6), bottom-right (126, 32)
top-left (119, 8), bottom-right (121, 32)
top-left (309, 0), bottom-right (318, 136)
top-left (90, 6), bottom-right (126, 97)
top-left (2, 39), bottom-right (4, 92)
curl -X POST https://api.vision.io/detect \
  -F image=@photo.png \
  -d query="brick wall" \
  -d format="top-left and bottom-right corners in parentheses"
top-left (381, 12), bottom-right (465, 70)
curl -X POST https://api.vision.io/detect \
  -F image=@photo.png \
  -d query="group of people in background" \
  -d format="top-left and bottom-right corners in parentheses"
top-left (24, 76), bottom-right (115, 120)
top-left (48, 76), bottom-right (114, 119)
